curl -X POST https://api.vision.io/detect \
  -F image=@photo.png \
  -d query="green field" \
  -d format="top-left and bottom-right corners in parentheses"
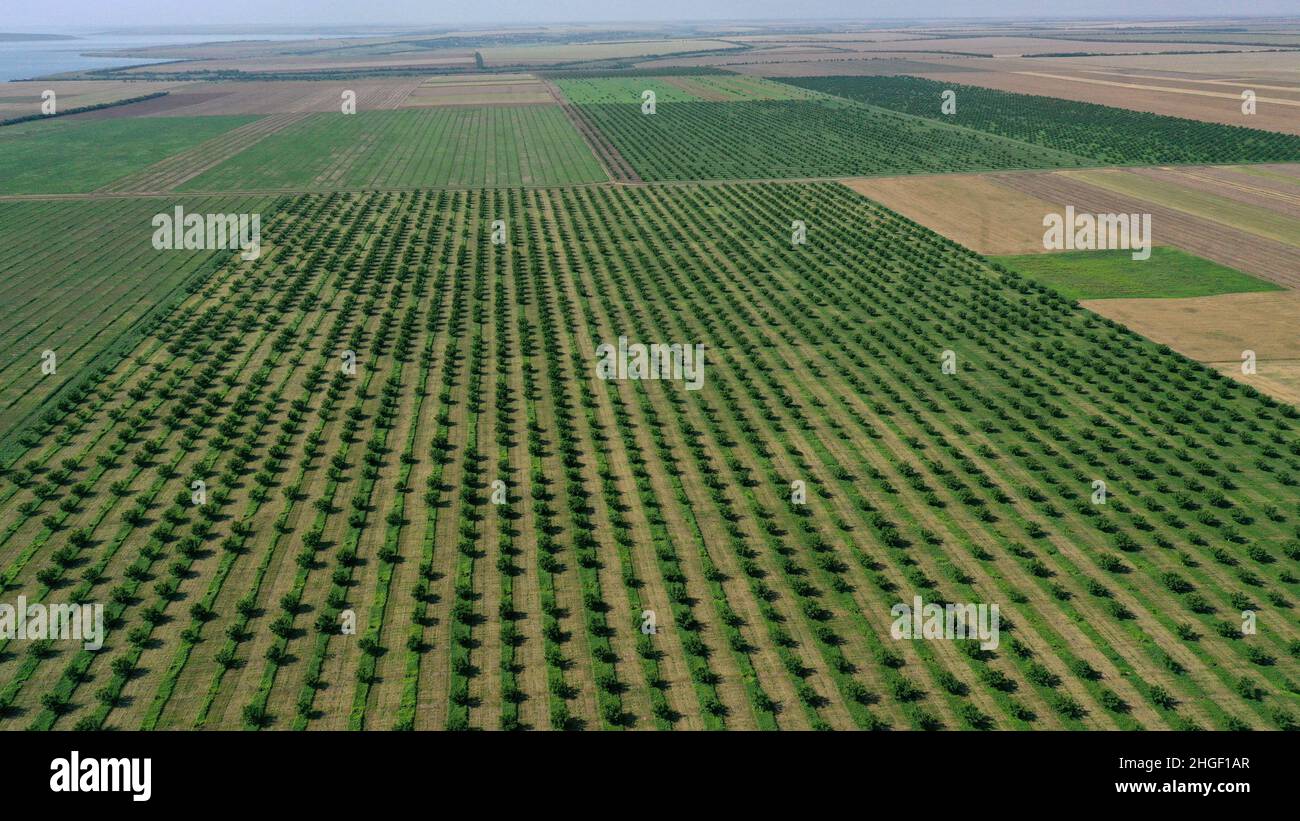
top-left (678, 75), bottom-right (828, 101)
top-left (0, 195), bottom-right (272, 449)
top-left (180, 107), bottom-right (606, 191)
top-left (992, 247), bottom-right (1284, 300)
top-left (782, 75), bottom-right (1300, 166)
top-left (0, 116), bottom-right (257, 194)
top-left (1, 25), bottom-right (1298, 740)
top-left (575, 99), bottom-right (1088, 180)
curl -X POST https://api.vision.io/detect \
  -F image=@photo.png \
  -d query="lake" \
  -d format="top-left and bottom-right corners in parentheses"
top-left (0, 32), bottom-right (367, 82)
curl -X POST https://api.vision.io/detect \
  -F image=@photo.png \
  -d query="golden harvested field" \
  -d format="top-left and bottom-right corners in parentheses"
top-left (0, 80), bottom-right (185, 120)
top-left (1083, 291), bottom-right (1300, 404)
top-left (840, 174), bottom-right (1069, 255)
top-left (134, 80), bottom-right (427, 116)
top-left (841, 36), bottom-right (1274, 56)
top-left (1049, 50), bottom-right (1300, 80)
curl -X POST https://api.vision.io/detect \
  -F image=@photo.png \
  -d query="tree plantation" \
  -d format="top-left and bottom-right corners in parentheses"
top-left (0, 183), bottom-right (1294, 731)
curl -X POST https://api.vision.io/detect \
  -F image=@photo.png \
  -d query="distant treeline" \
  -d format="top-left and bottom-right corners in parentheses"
top-left (96, 50), bottom-right (748, 83)
top-left (0, 91), bottom-right (169, 128)
top-left (539, 65), bottom-right (735, 79)
top-left (1026, 47), bottom-right (1300, 57)
top-left (1033, 35), bottom-right (1300, 48)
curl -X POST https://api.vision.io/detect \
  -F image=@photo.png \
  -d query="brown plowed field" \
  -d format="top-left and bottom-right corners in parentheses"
top-left (841, 174), bottom-right (1068, 255)
top-left (992, 171), bottom-right (1300, 288)
top-left (1123, 165), bottom-right (1300, 219)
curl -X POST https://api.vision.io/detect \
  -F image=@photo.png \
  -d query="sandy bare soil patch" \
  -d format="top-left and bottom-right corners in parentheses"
top-left (1082, 290), bottom-right (1300, 404)
top-left (1014, 70), bottom-right (1300, 111)
top-left (1068, 70), bottom-right (1300, 102)
top-left (841, 174), bottom-right (1066, 254)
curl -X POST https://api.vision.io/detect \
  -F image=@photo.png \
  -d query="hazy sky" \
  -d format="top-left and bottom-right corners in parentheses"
top-left (7, 1), bottom-right (1294, 30)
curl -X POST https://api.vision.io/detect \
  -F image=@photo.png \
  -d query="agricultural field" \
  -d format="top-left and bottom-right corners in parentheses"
top-left (660, 75), bottom-right (828, 101)
top-left (991, 170), bottom-right (1300, 288)
top-left (840, 174), bottom-right (1068, 255)
top-left (0, 80), bottom-right (184, 121)
top-left (569, 98), bottom-right (1088, 180)
top-left (781, 75), bottom-right (1300, 165)
top-left (1060, 168), bottom-right (1300, 246)
top-left (873, 57), bottom-right (1300, 138)
top-left (96, 114), bottom-right (312, 194)
top-left (1082, 291), bottom-right (1300, 406)
top-left (178, 107), bottom-right (607, 191)
top-left (555, 77), bottom-right (707, 104)
top-left (479, 38), bottom-right (743, 64)
top-left (556, 74), bottom-right (826, 103)
top-left (0, 115), bottom-right (257, 194)
top-left (0, 182), bottom-right (1296, 733)
top-left (2, 15), bottom-right (1300, 754)
top-left (0, 195), bottom-right (272, 452)
top-left (992, 247), bottom-right (1283, 300)
top-left (130, 80), bottom-right (429, 117)
top-left (399, 74), bottom-right (554, 107)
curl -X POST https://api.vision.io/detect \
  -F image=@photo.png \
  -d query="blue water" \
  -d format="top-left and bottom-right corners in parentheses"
top-left (0, 32), bottom-right (368, 82)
